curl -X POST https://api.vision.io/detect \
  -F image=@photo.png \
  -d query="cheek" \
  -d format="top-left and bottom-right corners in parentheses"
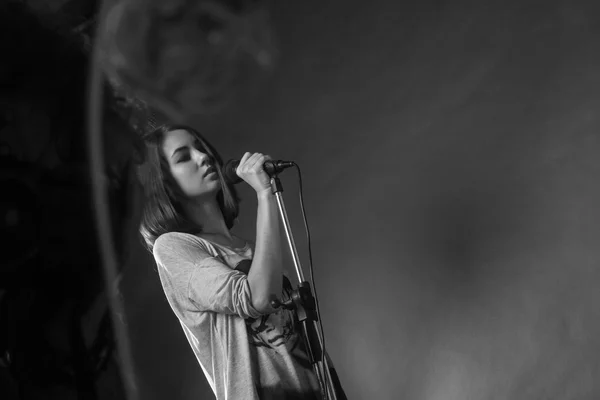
top-left (172, 164), bottom-right (197, 179)
top-left (170, 166), bottom-right (198, 189)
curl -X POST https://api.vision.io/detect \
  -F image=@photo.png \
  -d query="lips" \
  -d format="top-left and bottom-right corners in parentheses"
top-left (203, 166), bottom-right (216, 178)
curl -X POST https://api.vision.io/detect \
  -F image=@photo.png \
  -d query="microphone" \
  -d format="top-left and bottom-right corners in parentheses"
top-left (223, 159), bottom-right (295, 184)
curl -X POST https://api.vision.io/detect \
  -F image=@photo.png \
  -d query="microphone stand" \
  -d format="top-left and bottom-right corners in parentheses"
top-left (267, 172), bottom-right (341, 400)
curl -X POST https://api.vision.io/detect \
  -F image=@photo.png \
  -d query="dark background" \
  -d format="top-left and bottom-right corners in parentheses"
top-left (3, 0), bottom-right (600, 399)
top-left (121, 1), bottom-right (600, 399)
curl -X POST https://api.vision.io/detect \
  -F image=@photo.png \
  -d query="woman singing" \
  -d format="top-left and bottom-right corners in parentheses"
top-left (137, 124), bottom-right (321, 399)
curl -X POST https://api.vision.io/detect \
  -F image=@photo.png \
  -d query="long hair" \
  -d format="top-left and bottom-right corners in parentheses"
top-left (137, 124), bottom-right (239, 251)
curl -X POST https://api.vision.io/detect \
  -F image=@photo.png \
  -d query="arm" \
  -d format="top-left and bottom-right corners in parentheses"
top-left (247, 189), bottom-right (282, 313)
top-left (235, 152), bottom-right (283, 314)
top-left (154, 232), bottom-right (264, 319)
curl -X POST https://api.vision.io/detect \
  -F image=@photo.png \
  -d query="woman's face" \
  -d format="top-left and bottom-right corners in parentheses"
top-left (161, 129), bottom-right (220, 199)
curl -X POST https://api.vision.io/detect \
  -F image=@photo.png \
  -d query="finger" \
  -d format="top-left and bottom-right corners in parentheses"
top-left (241, 152), bottom-right (260, 168)
top-left (248, 152), bottom-right (264, 163)
top-left (249, 154), bottom-right (267, 171)
top-left (242, 152), bottom-right (262, 169)
top-left (240, 152), bottom-right (252, 164)
top-left (236, 152), bottom-right (252, 173)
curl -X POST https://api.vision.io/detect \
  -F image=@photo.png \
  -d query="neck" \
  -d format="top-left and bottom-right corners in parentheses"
top-left (182, 196), bottom-right (232, 240)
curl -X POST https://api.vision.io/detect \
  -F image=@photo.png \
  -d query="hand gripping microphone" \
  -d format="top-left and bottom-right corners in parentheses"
top-left (223, 159), bottom-right (294, 184)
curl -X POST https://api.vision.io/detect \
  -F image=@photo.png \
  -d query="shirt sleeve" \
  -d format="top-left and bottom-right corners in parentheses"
top-left (153, 232), bottom-right (263, 319)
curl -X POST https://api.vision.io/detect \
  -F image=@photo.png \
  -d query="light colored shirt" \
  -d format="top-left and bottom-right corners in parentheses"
top-left (153, 231), bottom-right (321, 399)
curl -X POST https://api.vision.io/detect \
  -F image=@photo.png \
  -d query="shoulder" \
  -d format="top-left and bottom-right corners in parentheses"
top-left (154, 231), bottom-right (198, 248)
top-left (153, 232), bottom-right (212, 261)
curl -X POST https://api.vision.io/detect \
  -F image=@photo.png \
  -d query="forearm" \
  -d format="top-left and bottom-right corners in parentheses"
top-left (247, 190), bottom-right (283, 313)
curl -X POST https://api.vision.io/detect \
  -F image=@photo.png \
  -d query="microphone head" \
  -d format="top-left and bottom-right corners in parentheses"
top-left (223, 159), bottom-right (243, 184)
top-left (263, 160), bottom-right (295, 176)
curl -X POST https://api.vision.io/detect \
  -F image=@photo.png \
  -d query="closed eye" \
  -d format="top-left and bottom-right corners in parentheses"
top-left (177, 154), bottom-right (191, 163)
top-left (172, 141), bottom-right (209, 163)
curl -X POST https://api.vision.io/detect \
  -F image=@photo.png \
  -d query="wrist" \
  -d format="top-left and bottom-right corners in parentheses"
top-left (256, 188), bottom-right (273, 201)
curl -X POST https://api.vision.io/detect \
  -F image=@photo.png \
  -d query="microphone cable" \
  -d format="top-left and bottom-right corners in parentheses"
top-left (293, 162), bottom-right (332, 398)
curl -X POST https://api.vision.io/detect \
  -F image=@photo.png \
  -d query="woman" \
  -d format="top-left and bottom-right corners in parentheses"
top-left (137, 124), bottom-right (321, 399)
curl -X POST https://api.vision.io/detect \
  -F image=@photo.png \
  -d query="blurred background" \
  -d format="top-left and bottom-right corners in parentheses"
top-left (2, 0), bottom-right (600, 399)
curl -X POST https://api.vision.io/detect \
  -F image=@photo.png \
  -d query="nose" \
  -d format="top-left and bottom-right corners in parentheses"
top-left (192, 149), bottom-right (211, 166)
